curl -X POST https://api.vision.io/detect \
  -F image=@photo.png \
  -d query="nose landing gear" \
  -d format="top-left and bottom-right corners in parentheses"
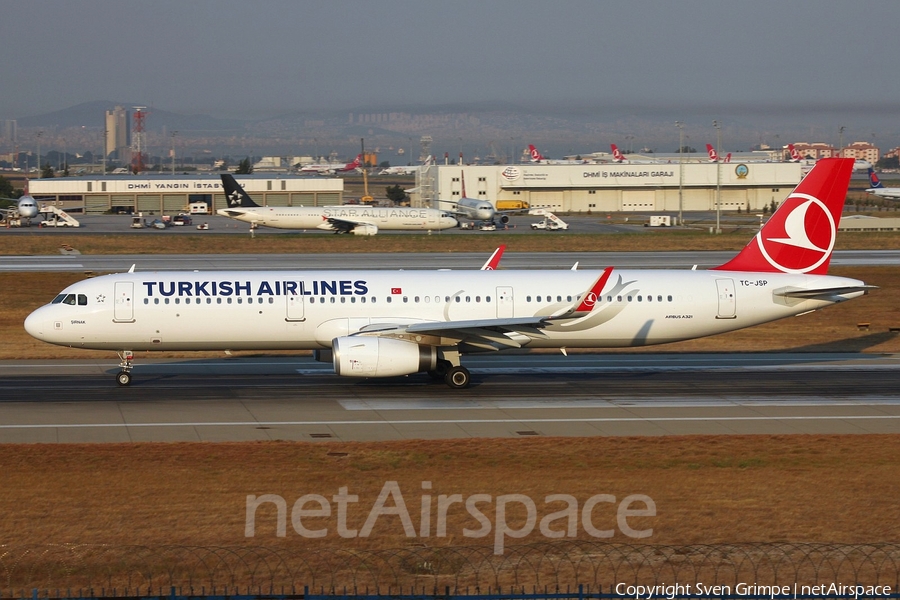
top-left (116, 350), bottom-right (134, 386)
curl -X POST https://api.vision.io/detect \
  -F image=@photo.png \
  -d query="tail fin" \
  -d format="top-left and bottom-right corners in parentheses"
top-left (481, 245), bottom-right (506, 270)
top-left (868, 168), bottom-right (884, 189)
top-left (706, 144), bottom-right (719, 162)
top-left (723, 152), bottom-right (731, 163)
top-left (610, 144), bottom-right (625, 162)
top-left (713, 158), bottom-right (853, 275)
top-left (220, 174), bottom-right (260, 208)
top-left (528, 144), bottom-right (544, 162)
top-left (788, 144), bottom-right (802, 162)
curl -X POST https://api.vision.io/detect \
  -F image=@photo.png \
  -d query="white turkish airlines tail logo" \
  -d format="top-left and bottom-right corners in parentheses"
top-left (529, 145), bottom-right (543, 161)
top-left (611, 145), bottom-right (624, 162)
top-left (757, 193), bottom-right (835, 274)
top-left (766, 200), bottom-right (828, 252)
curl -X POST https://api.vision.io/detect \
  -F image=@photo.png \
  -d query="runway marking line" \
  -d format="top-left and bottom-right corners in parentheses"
top-left (0, 414), bottom-right (899, 429)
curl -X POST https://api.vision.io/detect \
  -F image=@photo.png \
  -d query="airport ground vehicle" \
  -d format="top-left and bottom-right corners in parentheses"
top-left (496, 200), bottom-right (530, 210)
top-left (530, 209), bottom-right (569, 230)
top-left (531, 219), bottom-right (566, 230)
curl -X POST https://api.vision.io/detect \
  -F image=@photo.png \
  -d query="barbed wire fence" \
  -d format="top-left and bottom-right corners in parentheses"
top-left (1, 543), bottom-right (898, 596)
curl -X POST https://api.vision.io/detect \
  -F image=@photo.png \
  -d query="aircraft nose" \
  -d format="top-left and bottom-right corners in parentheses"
top-left (24, 308), bottom-right (44, 339)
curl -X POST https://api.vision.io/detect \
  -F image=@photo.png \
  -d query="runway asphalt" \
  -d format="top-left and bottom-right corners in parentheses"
top-left (1, 353), bottom-right (898, 442)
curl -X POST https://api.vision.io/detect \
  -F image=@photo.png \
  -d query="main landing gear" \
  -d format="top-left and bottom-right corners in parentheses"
top-left (428, 351), bottom-right (471, 389)
top-left (116, 350), bottom-right (134, 386)
top-left (445, 365), bottom-right (471, 389)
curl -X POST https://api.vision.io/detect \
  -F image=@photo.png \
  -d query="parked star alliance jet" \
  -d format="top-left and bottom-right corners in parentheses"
top-left (217, 174), bottom-right (457, 235)
top-left (25, 159), bottom-right (871, 389)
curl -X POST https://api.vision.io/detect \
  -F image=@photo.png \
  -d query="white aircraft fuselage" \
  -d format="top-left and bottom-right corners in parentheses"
top-left (218, 205), bottom-right (458, 232)
top-left (454, 197), bottom-right (496, 222)
top-left (866, 187), bottom-right (900, 200)
top-left (25, 268), bottom-right (863, 353)
top-left (17, 196), bottom-right (39, 219)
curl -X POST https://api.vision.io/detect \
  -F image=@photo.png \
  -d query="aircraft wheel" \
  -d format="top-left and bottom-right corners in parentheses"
top-left (116, 371), bottom-right (132, 387)
top-left (428, 359), bottom-right (452, 380)
top-left (445, 366), bottom-right (471, 389)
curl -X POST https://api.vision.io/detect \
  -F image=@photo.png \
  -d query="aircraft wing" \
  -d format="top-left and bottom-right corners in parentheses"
top-left (317, 216), bottom-right (377, 234)
top-left (352, 269), bottom-right (611, 350)
top-left (357, 316), bottom-right (554, 350)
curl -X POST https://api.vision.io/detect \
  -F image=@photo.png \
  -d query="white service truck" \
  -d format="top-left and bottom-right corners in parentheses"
top-left (529, 209), bottom-right (569, 230)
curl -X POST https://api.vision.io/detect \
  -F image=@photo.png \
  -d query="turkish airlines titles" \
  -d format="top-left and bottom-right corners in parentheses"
top-left (142, 279), bottom-right (369, 298)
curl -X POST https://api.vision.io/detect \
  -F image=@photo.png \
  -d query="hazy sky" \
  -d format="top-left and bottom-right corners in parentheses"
top-left (2, 1), bottom-right (899, 125)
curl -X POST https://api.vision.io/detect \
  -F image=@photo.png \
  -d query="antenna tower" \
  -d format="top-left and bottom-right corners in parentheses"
top-left (131, 106), bottom-right (147, 173)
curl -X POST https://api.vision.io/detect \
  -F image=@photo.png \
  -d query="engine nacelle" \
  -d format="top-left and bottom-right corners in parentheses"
top-left (332, 336), bottom-right (437, 377)
top-left (499, 214), bottom-right (510, 224)
top-left (352, 223), bottom-right (378, 236)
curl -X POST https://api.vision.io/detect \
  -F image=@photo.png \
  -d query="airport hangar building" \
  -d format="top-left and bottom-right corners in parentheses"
top-left (27, 174), bottom-right (344, 214)
top-left (421, 161), bottom-right (805, 214)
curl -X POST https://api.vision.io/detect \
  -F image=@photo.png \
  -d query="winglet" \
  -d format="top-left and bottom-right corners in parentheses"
top-left (481, 245), bottom-right (506, 270)
top-left (557, 267), bottom-right (613, 317)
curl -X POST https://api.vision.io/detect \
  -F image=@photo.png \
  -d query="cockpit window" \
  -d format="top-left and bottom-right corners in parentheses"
top-left (52, 294), bottom-right (85, 305)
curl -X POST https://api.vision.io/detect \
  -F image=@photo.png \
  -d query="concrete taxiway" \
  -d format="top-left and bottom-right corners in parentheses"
top-left (1, 353), bottom-right (898, 443)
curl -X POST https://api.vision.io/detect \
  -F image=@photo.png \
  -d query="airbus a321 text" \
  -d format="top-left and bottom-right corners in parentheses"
top-left (25, 159), bottom-right (872, 389)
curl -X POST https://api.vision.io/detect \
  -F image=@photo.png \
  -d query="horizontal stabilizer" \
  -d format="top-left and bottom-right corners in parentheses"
top-left (774, 285), bottom-right (877, 299)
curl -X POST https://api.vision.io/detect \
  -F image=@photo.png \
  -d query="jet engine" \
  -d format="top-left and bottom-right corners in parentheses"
top-left (499, 214), bottom-right (510, 224)
top-left (332, 336), bottom-right (437, 377)
top-left (352, 223), bottom-right (378, 236)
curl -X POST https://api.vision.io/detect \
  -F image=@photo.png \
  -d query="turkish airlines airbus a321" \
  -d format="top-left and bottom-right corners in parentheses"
top-left (25, 159), bottom-right (871, 389)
